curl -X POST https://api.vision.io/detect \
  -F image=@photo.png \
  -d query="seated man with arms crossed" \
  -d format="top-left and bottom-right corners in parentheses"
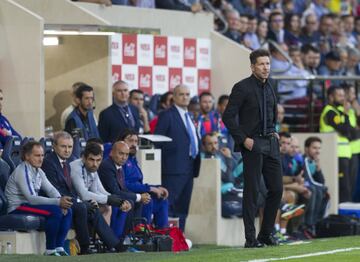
top-left (5, 141), bottom-right (72, 256)
top-left (70, 142), bottom-right (132, 246)
top-left (42, 131), bottom-right (125, 254)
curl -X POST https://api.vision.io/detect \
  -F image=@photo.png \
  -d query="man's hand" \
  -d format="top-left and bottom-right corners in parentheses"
top-left (60, 196), bottom-right (73, 209)
top-left (158, 186), bottom-right (169, 199)
top-left (243, 138), bottom-right (254, 151)
top-left (120, 200), bottom-right (132, 212)
top-left (141, 193), bottom-right (151, 204)
top-left (90, 199), bottom-right (99, 209)
top-left (220, 147), bottom-right (232, 158)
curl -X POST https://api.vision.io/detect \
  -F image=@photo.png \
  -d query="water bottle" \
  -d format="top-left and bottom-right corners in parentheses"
top-left (5, 242), bottom-right (12, 254)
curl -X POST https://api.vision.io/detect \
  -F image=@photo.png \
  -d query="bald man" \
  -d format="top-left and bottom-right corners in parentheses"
top-left (154, 84), bottom-right (201, 232)
top-left (98, 141), bottom-right (151, 237)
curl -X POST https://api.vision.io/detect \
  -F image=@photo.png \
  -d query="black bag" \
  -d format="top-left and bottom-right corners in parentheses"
top-left (316, 214), bottom-right (360, 238)
top-left (127, 218), bottom-right (173, 252)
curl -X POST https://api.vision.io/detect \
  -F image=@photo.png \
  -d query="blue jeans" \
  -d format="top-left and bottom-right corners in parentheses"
top-left (142, 197), bottom-right (169, 228)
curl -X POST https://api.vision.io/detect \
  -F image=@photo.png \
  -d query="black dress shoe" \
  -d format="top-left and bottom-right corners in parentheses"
top-left (80, 248), bottom-right (96, 255)
top-left (244, 239), bottom-right (265, 248)
top-left (257, 234), bottom-right (279, 246)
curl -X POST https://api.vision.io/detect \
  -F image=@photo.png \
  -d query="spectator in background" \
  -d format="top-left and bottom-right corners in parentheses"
top-left (315, 14), bottom-right (334, 55)
top-left (276, 104), bottom-right (289, 133)
top-left (338, 48), bottom-right (349, 74)
top-left (300, 13), bottom-right (319, 46)
top-left (197, 92), bottom-right (220, 137)
top-left (65, 84), bottom-right (99, 140)
top-left (42, 131), bottom-right (124, 254)
top-left (155, 84), bottom-right (201, 232)
top-left (304, 0), bottom-right (329, 20)
top-left (318, 50), bottom-right (343, 87)
top-left (301, 44), bottom-right (321, 75)
top-left (72, 0), bottom-right (112, 6)
top-left (0, 89), bottom-right (21, 149)
top-left (129, 89), bottom-right (152, 134)
top-left (98, 81), bottom-right (140, 143)
top-left (344, 48), bottom-right (360, 76)
top-left (149, 91), bottom-right (173, 133)
top-left (130, 0), bottom-right (155, 8)
top-left (243, 15), bottom-right (260, 50)
top-left (155, 0), bottom-right (202, 13)
top-left (223, 9), bottom-right (243, 44)
top-left (342, 15), bottom-right (357, 47)
top-left (284, 13), bottom-right (302, 47)
top-left (188, 96), bottom-right (201, 122)
top-left (256, 19), bottom-right (269, 49)
top-left (5, 141), bottom-right (73, 256)
top-left (267, 11), bottom-right (286, 45)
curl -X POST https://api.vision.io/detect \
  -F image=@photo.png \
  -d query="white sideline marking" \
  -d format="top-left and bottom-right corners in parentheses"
top-left (247, 247), bottom-right (360, 262)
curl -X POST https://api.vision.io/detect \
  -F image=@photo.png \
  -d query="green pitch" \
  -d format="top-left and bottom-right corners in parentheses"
top-left (1, 236), bottom-right (360, 262)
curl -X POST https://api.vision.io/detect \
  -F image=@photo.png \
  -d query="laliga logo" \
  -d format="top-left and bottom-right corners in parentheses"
top-left (185, 76), bottom-right (194, 83)
top-left (170, 75), bottom-right (181, 88)
top-left (199, 76), bottom-right (210, 89)
top-left (140, 44), bottom-right (150, 51)
top-left (155, 44), bottom-right (166, 58)
top-left (156, 75), bottom-right (165, 82)
top-left (124, 43), bottom-right (135, 57)
top-left (170, 45), bottom-right (180, 53)
top-left (125, 73), bottom-right (135, 81)
top-left (200, 47), bottom-right (208, 55)
top-left (140, 74), bottom-right (151, 87)
top-left (185, 46), bottom-right (195, 60)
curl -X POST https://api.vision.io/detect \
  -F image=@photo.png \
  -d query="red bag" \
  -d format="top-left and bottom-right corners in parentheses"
top-left (154, 227), bottom-right (189, 252)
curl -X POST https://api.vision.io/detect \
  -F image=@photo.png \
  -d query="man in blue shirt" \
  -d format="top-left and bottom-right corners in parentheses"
top-left (0, 89), bottom-right (21, 149)
top-left (119, 129), bottom-right (169, 229)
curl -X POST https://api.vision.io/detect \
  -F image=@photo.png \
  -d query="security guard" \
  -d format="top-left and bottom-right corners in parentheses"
top-left (320, 86), bottom-right (354, 203)
top-left (341, 84), bottom-right (360, 198)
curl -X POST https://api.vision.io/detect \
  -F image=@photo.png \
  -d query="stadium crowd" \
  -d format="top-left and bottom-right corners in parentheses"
top-left (0, 0), bottom-right (360, 256)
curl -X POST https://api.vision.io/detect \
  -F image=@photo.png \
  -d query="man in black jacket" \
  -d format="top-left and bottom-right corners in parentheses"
top-left (223, 49), bottom-right (283, 248)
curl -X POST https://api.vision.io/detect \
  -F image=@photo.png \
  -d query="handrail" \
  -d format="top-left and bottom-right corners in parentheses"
top-left (271, 75), bottom-right (360, 81)
top-left (268, 40), bottom-right (293, 74)
top-left (200, 0), bottom-right (228, 34)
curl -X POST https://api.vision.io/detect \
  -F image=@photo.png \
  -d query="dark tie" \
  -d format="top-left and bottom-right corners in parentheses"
top-left (116, 167), bottom-right (126, 190)
top-left (62, 161), bottom-right (72, 189)
top-left (263, 86), bottom-right (267, 136)
top-left (121, 106), bottom-right (135, 128)
top-left (185, 112), bottom-right (197, 158)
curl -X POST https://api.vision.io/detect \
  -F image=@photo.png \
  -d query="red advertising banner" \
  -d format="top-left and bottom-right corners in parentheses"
top-left (169, 68), bottom-right (182, 91)
top-left (184, 38), bottom-right (196, 67)
top-left (154, 36), bottom-right (167, 66)
top-left (198, 69), bottom-right (211, 92)
top-left (112, 65), bottom-right (122, 83)
top-left (138, 66), bottom-right (153, 95)
top-left (122, 34), bottom-right (137, 64)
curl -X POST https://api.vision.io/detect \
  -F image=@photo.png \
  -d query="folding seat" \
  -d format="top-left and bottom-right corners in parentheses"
top-left (2, 136), bottom-right (22, 172)
top-left (39, 137), bottom-right (53, 157)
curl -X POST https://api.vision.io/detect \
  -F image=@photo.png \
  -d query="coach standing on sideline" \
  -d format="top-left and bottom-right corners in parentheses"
top-left (223, 49), bottom-right (283, 248)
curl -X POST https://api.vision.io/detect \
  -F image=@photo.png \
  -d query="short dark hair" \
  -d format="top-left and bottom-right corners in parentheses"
top-left (201, 132), bottom-right (217, 145)
top-left (199, 91), bottom-right (213, 101)
top-left (327, 85), bottom-right (343, 97)
top-left (300, 44), bottom-right (320, 54)
top-left (305, 136), bottom-right (322, 148)
top-left (160, 91), bottom-right (173, 105)
top-left (86, 137), bottom-right (103, 146)
top-left (269, 11), bottom-right (283, 23)
top-left (83, 142), bottom-right (103, 158)
top-left (75, 84), bottom-right (93, 100)
top-left (249, 49), bottom-right (270, 65)
top-left (129, 89), bottom-right (144, 98)
top-left (21, 141), bottom-right (43, 161)
top-left (217, 95), bottom-right (229, 105)
top-left (117, 128), bottom-right (138, 142)
top-left (279, 132), bottom-right (291, 139)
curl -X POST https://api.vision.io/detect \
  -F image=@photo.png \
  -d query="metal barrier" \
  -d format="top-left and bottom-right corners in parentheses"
top-left (271, 75), bottom-right (360, 132)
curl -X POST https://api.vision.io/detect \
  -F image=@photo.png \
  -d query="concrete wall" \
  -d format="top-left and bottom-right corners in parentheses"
top-left (211, 31), bottom-right (251, 99)
top-left (44, 35), bottom-right (110, 131)
top-left (0, 0), bottom-right (44, 138)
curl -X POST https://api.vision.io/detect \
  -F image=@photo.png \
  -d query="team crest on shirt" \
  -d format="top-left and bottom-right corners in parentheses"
top-left (333, 115), bottom-right (341, 125)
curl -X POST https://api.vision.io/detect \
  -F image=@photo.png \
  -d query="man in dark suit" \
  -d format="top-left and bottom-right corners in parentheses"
top-left (154, 84), bottom-right (201, 232)
top-left (223, 49), bottom-right (283, 248)
top-left (98, 141), bottom-right (151, 236)
top-left (42, 131), bottom-right (125, 254)
top-left (98, 81), bottom-right (140, 143)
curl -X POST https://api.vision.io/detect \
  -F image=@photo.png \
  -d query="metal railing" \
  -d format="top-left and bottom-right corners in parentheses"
top-left (200, 0), bottom-right (228, 34)
top-left (271, 75), bottom-right (360, 132)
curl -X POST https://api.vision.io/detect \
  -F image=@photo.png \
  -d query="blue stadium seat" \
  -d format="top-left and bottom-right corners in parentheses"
top-left (148, 93), bottom-right (161, 115)
top-left (0, 166), bottom-right (45, 232)
top-left (71, 136), bottom-right (86, 159)
top-left (2, 136), bottom-right (22, 173)
top-left (39, 137), bottom-right (53, 157)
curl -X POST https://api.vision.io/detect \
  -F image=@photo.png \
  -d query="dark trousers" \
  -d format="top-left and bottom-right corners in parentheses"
top-left (339, 157), bottom-right (351, 203)
top-left (11, 204), bottom-right (72, 250)
top-left (162, 172), bottom-right (194, 232)
top-left (110, 207), bottom-right (128, 239)
top-left (350, 154), bottom-right (359, 198)
top-left (142, 197), bottom-right (169, 229)
top-left (241, 136), bottom-right (283, 241)
top-left (72, 202), bottom-right (120, 250)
